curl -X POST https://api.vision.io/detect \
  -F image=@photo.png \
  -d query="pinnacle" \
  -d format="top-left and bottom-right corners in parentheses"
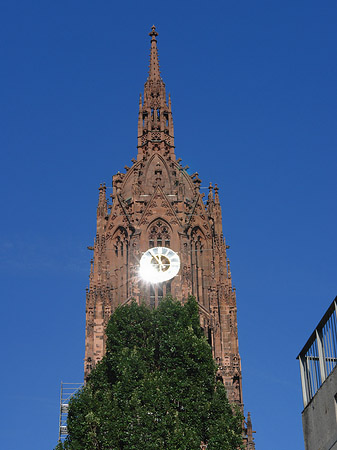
top-left (149, 24), bottom-right (158, 41)
top-left (214, 184), bottom-right (220, 204)
top-left (148, 25), bottom-right (161, 81)
top-left (138, 26), bottom-right (174, 153)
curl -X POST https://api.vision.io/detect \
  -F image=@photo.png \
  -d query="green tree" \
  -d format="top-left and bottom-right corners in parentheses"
top-left (57, 296), bottom-right (243, 450)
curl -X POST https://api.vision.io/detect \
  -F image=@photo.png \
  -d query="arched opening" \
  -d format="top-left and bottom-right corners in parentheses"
top-left (148, 219), bottom-right (171, 249)
top-left (146, 219), bottom-right (172, 307)
top-left (191, 227), bottom-right (206, 305)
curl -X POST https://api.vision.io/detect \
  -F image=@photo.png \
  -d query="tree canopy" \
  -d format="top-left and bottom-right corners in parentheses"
top-left (56, 296), bottom-right (243, 450)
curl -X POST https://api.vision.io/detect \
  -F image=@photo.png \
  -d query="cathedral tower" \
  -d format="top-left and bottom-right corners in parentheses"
top-left (84, 27), bottom-right (254, 445)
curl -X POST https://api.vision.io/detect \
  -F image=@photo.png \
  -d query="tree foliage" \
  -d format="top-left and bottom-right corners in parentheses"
top-left (57, 296), bottom-right (243, 450)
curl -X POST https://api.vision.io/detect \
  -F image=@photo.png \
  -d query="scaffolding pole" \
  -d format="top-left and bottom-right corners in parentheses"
top-left (58, 382), bottom-right (83, 442)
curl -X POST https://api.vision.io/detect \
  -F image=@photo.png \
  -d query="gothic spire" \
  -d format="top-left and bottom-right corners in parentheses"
top-left (137, 26), bottom-right (175, 157)
top-left (143, 25), bottom-right (166, 107)
top-left (148, 25), bottom-right (161, 81)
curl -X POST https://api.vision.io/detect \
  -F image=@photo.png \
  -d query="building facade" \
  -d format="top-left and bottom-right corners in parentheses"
top-left (298, 297), bottom-right (337, 450)
top-left (84, 26), bottom-right (255, 447)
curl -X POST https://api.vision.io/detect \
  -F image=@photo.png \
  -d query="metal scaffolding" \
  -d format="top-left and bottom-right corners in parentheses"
top-left (297, 297), bottom-right (337, 408)
top-left (58, 382), bottom-right (83, 442)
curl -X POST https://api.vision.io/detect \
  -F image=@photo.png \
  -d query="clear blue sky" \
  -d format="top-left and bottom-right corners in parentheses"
top-left (1, 1), bottom-right (336, 449)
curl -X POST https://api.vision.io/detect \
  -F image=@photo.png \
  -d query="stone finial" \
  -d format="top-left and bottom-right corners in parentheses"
top-left (208, 182), bottom-right (213, 201)
top-left (149, 25), bottom-right (158, 41)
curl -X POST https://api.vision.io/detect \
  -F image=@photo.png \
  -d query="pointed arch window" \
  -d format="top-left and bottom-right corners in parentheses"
top-left (112, 227), bottom-right (129, 299)
top-left (113, 227), bottom-right (128, 256)
top-left (148, 220), bottom-right (171, 249)
top-left (147, 219), bottom-right (172, 307)
top-left (191, 227), bottom-right (206, 305)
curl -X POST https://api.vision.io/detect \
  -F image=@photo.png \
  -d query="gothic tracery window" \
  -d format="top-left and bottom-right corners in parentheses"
top-left (148, 219), bottom-right (170, 248)
top-left (112, 227), bottom-right (129, 299)
top-left (191, 227), bottom-right (206, 305)
top-left (113, 227), bottom-right (128, 255)
top-left (147, 219), bottom-right (171, 307)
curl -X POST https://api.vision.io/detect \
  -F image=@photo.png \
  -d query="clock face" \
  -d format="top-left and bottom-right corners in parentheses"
top-left (139, 247), bottom-right (180, 283)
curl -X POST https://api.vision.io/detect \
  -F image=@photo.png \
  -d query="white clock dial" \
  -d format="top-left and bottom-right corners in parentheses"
top-left (139, 247), bottom-right (180, 283)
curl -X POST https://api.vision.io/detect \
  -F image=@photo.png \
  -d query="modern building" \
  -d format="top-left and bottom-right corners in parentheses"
top-left (84, 26), bottom-right (255, 448)
top-left (298, 297), bottom-right (337, 450)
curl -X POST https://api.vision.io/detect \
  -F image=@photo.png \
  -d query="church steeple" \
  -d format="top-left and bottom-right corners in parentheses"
top-left (85, 29), bottom-right (255, 449)
top-left (137, 26), bottom-right (174, 157)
